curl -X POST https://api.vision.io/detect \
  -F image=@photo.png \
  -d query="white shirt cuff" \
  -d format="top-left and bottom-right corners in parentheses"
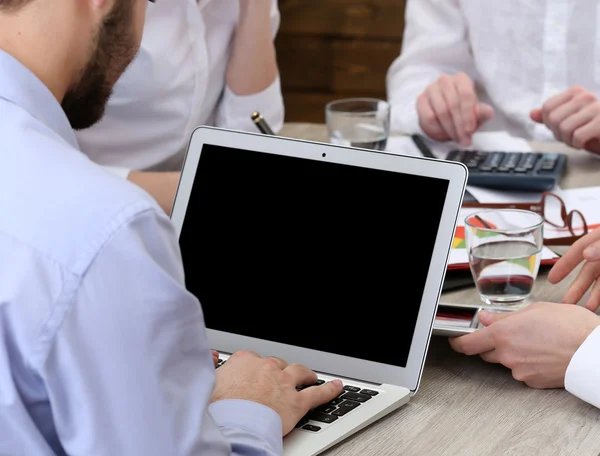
top-left (565, 325), bottom-right (600, 409)
top-left (389, 99), bottom-right (425, 137)
top-left (101, 165), bottom-right (131, 179)
top-left (216, 76), bottom-right (284, 134)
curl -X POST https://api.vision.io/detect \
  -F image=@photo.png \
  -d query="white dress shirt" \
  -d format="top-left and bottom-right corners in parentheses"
top-left (75, 0), bottom-right (284, 178)
top-left (566, 326), bottom-right (600, 409)
top-left (0, 49), bottom-right (282, 455)
top-left (387, 0), bottom-right (600, 141)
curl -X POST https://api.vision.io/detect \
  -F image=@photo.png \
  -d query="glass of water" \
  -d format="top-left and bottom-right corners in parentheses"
top-left (325, 98), bottom-right (390, 150)
top-left (465, 209), bottom-right (544, 310)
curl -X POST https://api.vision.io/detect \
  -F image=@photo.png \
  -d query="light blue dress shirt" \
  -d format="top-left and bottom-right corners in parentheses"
top-left (0, 50), bottom-right (282, 455)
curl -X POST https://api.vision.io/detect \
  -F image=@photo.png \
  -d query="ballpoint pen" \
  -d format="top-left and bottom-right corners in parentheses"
top-left (411, 134), bottom-right (436, 158)
top-left (251, 111), bottom-right (275, 135)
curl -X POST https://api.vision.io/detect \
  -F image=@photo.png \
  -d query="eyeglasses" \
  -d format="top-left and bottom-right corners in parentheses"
top-left (462, 191), bottom-right (588, 246)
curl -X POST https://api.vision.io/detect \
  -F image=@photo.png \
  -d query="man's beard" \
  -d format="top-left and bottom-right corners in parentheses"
top-left (62, 0), bottom-right (139, 130)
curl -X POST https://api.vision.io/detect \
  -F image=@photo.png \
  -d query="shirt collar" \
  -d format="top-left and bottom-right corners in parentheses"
top-left (0, 49), bottom-right (79, 150)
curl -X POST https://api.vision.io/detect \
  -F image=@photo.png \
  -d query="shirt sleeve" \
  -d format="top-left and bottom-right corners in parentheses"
top-left (565, 326), bottom-right (600, 409)
top-left (42, 208), bottom-right (283, 455)
top-left (386, 0), bottom-right (479, 135)
top-left (101, 165), bottom-right (131, 179)
top-left (214, 0), bottom-right (284, 134)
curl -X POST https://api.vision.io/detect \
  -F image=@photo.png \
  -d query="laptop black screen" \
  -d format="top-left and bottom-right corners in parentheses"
top-left (179, 144), bottom-right (449, 368)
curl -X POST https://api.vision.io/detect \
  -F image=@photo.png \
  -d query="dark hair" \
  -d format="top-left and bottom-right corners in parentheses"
top-left (0, 0), bottom-right (34, 11)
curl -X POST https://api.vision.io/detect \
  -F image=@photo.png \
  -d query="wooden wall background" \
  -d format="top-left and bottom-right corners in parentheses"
top-left (275, 0), bottom-right (407, 123)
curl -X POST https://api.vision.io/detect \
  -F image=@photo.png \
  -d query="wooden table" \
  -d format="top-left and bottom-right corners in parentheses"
top-left (279, 123), bottom-right (600, 456)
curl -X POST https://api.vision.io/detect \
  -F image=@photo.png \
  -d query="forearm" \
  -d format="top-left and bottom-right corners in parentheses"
top-left (128, 171), bottom-right (179, 215)
top-left (387, 0), bottom-right (477, 133)
top-left (227, 0), bottom-right (278, 96)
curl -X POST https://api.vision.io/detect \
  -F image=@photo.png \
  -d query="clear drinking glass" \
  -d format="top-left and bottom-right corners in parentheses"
top-left (325, 98), bottom-right (390, 150)
top-left (465, 209), bottom-right (544, 310)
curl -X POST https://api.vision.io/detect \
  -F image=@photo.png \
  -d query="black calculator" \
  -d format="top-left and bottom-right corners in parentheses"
top-left (411, 135), bottom-right (567, 192)
top-left (445, 150), bottom-right (567, 191)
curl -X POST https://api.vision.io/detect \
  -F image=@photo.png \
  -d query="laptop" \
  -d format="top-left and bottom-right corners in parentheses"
top-left (170, 126), bottom-right (467, 456)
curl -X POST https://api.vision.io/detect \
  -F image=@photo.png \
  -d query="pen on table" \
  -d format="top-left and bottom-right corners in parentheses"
top-left (411, 134), bottom-right (436, 159)
top-left (251, 111), bottom-right (275, 135)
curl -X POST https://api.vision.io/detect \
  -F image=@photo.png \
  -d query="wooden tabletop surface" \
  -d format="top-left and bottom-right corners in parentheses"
top-left (279, 122), bottom-right (600, 456)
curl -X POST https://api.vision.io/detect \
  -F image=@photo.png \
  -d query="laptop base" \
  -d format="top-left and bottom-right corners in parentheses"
top-left (284, 378), bottom-right (410, 456)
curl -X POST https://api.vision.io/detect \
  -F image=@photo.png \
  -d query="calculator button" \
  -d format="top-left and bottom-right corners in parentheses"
top-left (524, 153), bottom-right (539, 169)
top-left (515, 153), bottom-right (537, 173)
top-left (539, 153), bottom-right (558, 171)
top-left (479, 152), bottom-right (503, 171)
top-left (447, 150), bottom-right (483, 169)
top-left (464, 151), bottom-right (482, 168)
top-left (498, 152), bottom-right (519, 172)
top-left (447, 150), bottom-right (464, 162)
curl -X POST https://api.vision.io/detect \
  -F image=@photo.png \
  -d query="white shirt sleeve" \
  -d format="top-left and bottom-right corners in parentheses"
top-left (386, 0), bottom-right (479, 134)
top-left (101, 165), bottom-right (131, 179)
top-left (215, 77), bottom-right (284, 134)
top-left (565, 326), bottom-right (600, 409)
top-left (43, 208), bottom-right (283, 455)
top-left (214, 0), bottom-right (284, 134)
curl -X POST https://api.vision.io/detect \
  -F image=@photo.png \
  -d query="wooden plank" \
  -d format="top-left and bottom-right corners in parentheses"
top-left (276, 37), bottom-right (401, 94)
top-left (332, 40), bottom-right (401, 93)
top-left (278, 0), bottom-right (406, 40)
top-left (283, 93), bottom-right (337, 124)
top-left (275, 36), bottom-right (334, 92)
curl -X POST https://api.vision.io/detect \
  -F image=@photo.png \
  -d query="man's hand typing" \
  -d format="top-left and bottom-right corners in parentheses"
top-left (212, 350), bottom-right (343, 435)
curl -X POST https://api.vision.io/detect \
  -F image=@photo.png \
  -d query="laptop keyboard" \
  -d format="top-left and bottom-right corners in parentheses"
top-left (216, 357), bottom-right (379, 433)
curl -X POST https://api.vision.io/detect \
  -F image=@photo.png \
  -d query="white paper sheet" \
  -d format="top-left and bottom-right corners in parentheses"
top-left (465, 185), bottom-right (558, 204)
top-left (384, 136), bottom-right (422, 157)
top-left (544, 187), bottom-right (600, 239)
